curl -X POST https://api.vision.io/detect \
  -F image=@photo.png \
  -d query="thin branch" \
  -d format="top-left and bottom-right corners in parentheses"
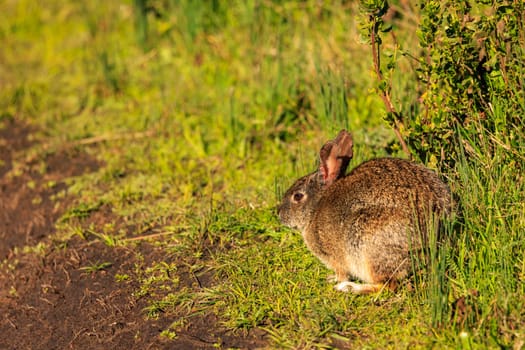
top-left (123, 231), bottom-right (174, 242)
top-left (370, 17), bottom-right (411, 158)
top-left (73, 129), bottom-right (156, 146)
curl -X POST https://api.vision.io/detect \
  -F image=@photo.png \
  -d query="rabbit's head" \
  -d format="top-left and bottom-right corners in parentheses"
top-left (278, 130), bottom-right (353, 231)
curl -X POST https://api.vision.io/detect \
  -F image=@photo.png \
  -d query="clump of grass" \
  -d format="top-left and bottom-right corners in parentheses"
top-left (79, 261), bottom-right (113, 273)
top-left (444, 120), bottom-right (525, 338)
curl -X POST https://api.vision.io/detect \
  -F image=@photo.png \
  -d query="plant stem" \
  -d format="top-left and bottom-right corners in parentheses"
top-left (370, 17), bottom-right (411, 157)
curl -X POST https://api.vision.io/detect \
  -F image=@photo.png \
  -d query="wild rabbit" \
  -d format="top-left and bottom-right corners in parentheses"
top-left (278, 130), bottom-right (452, 294)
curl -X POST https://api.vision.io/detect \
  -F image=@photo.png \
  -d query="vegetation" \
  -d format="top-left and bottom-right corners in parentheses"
top-left (1, 0), bottom-right (523, 348)
top-left (361, 0), bottom-right (525, 168)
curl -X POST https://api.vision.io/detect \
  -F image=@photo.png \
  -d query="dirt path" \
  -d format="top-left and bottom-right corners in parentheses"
top-left (0, 119), bottom-right (266, 349)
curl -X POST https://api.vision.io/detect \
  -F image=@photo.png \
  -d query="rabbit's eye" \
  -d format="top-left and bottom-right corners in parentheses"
top-left (292, 192), bottom-right (305, 202)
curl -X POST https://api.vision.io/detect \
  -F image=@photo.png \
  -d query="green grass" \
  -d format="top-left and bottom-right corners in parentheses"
top-left (80, 261), bottom-right (113, 273)
top-left (1, 0), bottom-right (524, 348)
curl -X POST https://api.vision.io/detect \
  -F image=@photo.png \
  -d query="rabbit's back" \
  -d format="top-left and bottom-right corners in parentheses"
top-left (333, 157), bottom-right (450, 213)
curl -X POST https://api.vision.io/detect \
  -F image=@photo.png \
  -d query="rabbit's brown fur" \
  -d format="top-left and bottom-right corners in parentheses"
top-left (278, 130), bottom-right (452, 294)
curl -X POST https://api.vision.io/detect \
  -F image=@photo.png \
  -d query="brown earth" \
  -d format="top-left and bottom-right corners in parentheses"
top-left (0, 118), bottom-right (267, 350)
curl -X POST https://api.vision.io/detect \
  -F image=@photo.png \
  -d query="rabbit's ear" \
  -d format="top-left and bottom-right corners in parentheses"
top-left (334, 130), bottom-right (353, 160)
top-left (319, 130), bottom-right (353, 186)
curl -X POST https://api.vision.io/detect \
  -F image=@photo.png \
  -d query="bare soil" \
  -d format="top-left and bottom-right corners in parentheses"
top-left (0, 119), bottom-right (267, 349)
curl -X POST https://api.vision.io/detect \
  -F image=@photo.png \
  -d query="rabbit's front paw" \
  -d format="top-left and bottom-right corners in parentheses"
top-left (335, 281), bottom-right (383, 294)
top-left (334, 281), bottom-right (360, 292)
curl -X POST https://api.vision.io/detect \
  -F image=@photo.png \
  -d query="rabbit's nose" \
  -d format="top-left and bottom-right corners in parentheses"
top-left (275, 205), bottom-right (288, 224)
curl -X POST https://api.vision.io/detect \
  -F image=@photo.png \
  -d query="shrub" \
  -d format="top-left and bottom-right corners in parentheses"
top-left (360, 0), bottom-right (525, 169)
